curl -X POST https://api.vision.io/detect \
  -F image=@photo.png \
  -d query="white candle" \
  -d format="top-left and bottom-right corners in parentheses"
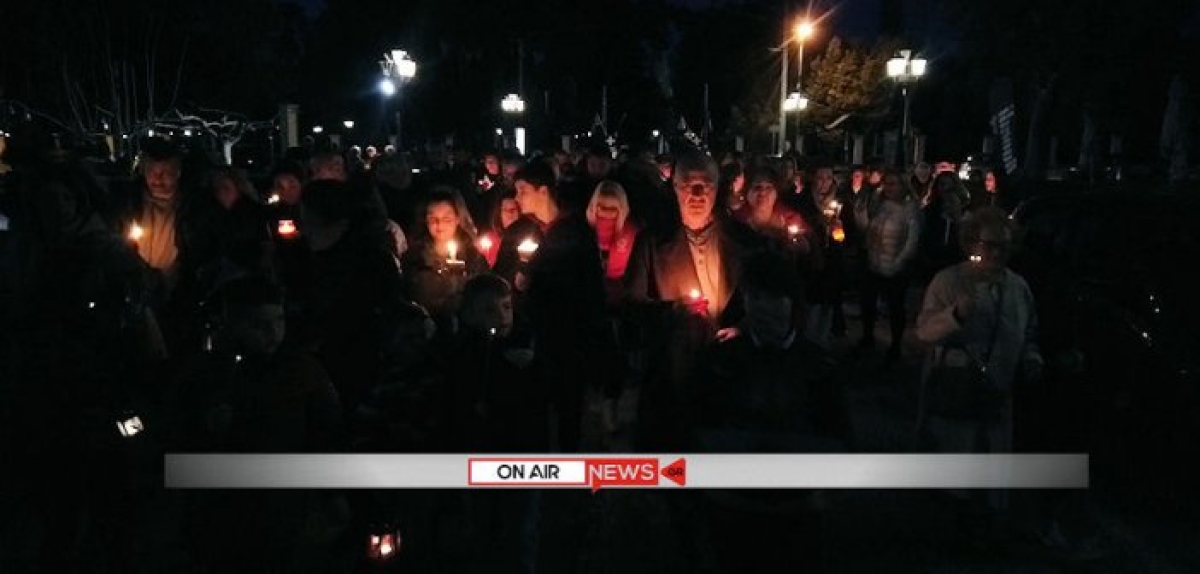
top-left (479, 235), bottom-right (493, 251)
top-left (517, 238), bottom-right (539, 261)
top-left (447, 240), bottom-right (459, 262)
top-left (128, 222), bottom-right (145, 242)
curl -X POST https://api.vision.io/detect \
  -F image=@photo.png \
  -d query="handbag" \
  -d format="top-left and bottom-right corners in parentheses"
top-left (924, 279), bottom-right (1010, 421)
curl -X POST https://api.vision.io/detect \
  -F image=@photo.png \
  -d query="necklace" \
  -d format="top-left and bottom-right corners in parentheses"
top-left (685, 220), bottom-right (716, 247)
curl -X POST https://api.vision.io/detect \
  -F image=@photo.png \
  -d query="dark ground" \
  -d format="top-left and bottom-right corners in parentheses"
top-left (3, 290), bottom-right (1198, 573)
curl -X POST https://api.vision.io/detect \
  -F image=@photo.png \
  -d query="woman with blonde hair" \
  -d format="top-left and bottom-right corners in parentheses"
top-left (586, 180), bottom-right (641, 303)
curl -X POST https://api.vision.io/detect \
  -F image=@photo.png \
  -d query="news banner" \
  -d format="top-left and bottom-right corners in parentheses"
top-left (164, 454), bottom-right (1088, 490)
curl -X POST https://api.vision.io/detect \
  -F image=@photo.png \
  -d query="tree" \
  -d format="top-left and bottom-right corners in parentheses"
top-left (794, 37), bottom-right (894, 146)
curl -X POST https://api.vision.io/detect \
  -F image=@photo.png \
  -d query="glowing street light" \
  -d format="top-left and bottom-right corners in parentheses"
top-left (500, 93), bottom-right (525, 113)
top-left (343, 120), bottom-right (355, 129)
top-left (379, 49), bottom-right (417, 148)
top-left (312, 126), bottom-right (324, 134)
top-left (886, 50), bottom-right (928, 166)
top-left (778, 16), bottom-right (817, 156)
top-left (379, 78), bottom-right (396, 96)
top-left (783, 92), bottom-right (809, 112)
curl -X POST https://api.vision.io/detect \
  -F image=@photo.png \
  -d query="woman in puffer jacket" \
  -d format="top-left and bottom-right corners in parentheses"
top-left (854, 168), bottom-right (922, 364)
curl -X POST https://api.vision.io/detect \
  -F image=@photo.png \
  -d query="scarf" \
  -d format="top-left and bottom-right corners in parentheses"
top-left (595, 217), bottom-right (618, 251)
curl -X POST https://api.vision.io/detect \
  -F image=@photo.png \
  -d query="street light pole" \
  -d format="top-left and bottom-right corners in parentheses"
top-left (779, 27), bottom-right (789, 156)
top-left (379, 49), bottom-right (416, 150)
top-left (887, 50), bottom-right (926, 168)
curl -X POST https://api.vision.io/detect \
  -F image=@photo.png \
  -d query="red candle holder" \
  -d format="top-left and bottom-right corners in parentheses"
top-left (367, 527), bottom-right (401, 561)
top-left (686, 289), bottom-right (709, 316)
top-left (277, 219), bottom-right (298, 238)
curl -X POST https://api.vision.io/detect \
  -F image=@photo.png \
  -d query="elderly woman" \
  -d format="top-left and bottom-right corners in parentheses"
top-left (855, 169), bottom-right (922, 364)
top-left (916, 207), bottom-right (1043, 526)
top-left (586, 180), bottom-right (641, 304)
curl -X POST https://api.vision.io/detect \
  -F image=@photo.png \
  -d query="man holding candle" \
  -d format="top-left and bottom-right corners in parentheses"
top-left (506, 160), bottom-right (611, 453)
top-left (623, 151), bottom-right (764, 451)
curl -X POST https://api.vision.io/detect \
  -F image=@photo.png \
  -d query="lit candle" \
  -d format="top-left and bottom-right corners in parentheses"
top-left (686, 288), bottom-right (709, 316)
top-left (478, 235), bottom-right (493, 252)
top-left (517, 237), bottom-right (539, 262)
top-left (447, 239), bottom-right (459, 262)
top-left (267, 193), bottom-right (281, 205)
top-left (831, 224), bottom-right (846, 243)
top-left (367, 529), bottom-right (401, 561)
top-left (128, 221), bottom-right (145, 243)
top-left (116, 413), bottom-right (144, 438)
top-left (277, 219), bottom-right (298, 238)
top-left (969, 254), bottom-right (983, 263)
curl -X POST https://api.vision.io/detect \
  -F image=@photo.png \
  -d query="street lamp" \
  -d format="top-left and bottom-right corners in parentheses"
top-left (778, 17), bottom-right (816, 156)
top-left (783, 92), bottom-right (809, 112)
top-left (379, 49), bottom-right (417, 149)
top-left (886, 49), bottom-right (927, 167)
top-left (343, 120), bottom-right (355, 130)
top-left (500, 93), bottom-right (525, 114)
top-left (312, 126), bottom-right (324, 134)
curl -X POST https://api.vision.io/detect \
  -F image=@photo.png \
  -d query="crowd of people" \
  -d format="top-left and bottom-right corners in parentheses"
top-left (0, 127), bottom-right (1041, 571)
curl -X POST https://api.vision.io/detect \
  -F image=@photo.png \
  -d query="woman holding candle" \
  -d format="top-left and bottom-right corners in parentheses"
top-left (854, 168), bottom-right (922, 364)
top-left (586, 180), bottom-right (642, 305)
top-left (733, 166), bottom-right (811, 256)
top-left (476, 187), bottom-right (520, 268)
top-left (400, 188), bottom-right (488, 335)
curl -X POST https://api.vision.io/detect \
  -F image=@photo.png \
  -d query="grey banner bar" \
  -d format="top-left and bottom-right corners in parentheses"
top-left (166, 453), bottom-right (1088, 489)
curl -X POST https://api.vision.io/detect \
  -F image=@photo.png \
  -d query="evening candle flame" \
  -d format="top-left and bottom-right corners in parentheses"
top-left (277, 219), bottom-right (297, 236)
top-left (517, 238), bottom-right (539, 255)
top-left (128, 222), bottom-right (144, 242)
top-left (447, 240), bottom-right (459, 261)
top-left (267, 193), bottom-right (281, 204)
top-left (787, 224), bottom-right (801, 235)
top-left (689, 288), bottom-right (702, 300)
top-left (479, 235), bottom-right (493, 251)
top-left (969, 254), bottom-right (983, 263)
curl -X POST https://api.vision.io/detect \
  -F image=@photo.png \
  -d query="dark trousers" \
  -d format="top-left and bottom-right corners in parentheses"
top-left (860, 269), bottom-right (909, 350)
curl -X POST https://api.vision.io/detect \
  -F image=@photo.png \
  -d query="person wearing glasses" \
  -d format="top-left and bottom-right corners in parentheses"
top-left (915, 207), bottom-right (1044, 541)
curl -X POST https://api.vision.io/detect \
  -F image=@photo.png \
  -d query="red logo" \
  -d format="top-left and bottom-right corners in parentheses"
top-left (586, 458), bottom-right (658, 492)
top-left (660, 458), bottom-right (687, 486)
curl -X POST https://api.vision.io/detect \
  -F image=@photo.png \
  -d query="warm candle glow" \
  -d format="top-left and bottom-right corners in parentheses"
top-left (969, 254), bottom-right (983, 263)
top-left (517, 237), bottom-right (539, 261)
top-left (479, 235), bottom-right (493, 251)
top-left (128, 222), bottom-right (144, 242)
top-left (787, 224), bottom-right (801, 235)
top-left (277, 219), bottom-right (297, 237)
top-left (689, 288), bottom-right (702, 300)
top-left (831, 226), bottom-right (846, 243)
top-left (447, 240), bottom-right (459, 261)
top-left (267, 193), bottom-right (281, 205)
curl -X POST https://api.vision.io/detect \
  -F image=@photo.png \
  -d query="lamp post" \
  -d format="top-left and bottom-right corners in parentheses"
top-left (500, 93), bottom-right (526, 155)
top-left (778, 18), bottom-right (815, 156)
top-left (886, 50), bottom-right (927, 167)
top-left (379, 49), bottom-right (417, 149)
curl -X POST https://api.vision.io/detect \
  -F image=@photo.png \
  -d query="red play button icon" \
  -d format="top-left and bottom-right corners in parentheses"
top-left (660, 458), bottom-right (686, 486)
